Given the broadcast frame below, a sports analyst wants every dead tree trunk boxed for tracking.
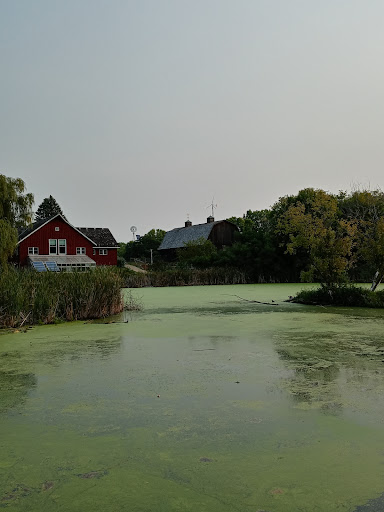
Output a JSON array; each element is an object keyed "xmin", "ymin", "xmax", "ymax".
[{"xmin": 371, "ymin": 271, "xmax": 382, "ymax": 291}]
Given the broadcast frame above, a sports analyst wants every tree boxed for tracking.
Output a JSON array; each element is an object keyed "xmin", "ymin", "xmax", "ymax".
[
  {"xmin": 177, "ymin": 237, "xmax": 217, "ymax": 267},
  {"xmin": 339, "ymin": 189, "xmax": 384, "ymax": 290},
  {"xmin": 277, "ymin": 189, "xmax": 357, "ymax": 290},
  {"xmin": 224, "ymin": 209, "xmax": 306, "ymax": 282},
  {"xmin": 125, "ymin": 229, "xmax": 166, "ymax": 262},
  {"xmin": 0, "ymin": 175, "xmax": 34, "ymax": 268},
  {"xmin": 35, "ymin": 195, "xmax": 65, "ymax": 221}
]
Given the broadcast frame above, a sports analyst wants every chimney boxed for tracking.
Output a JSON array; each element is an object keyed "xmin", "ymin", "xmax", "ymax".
[
  {"xmin": 185, "ymin": 220, "xmax": 192, "ymax": 227},
  {"xmin": 207, "ymin": 216, "xmax": 215, "ymax": 223}
]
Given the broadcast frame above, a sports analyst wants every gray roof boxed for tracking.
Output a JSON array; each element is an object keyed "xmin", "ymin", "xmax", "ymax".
[
  {"xmin": 77, "ymin": 227, "xmax": 118, "ymax": 247},
  {"xmin": 159, "ymin": 221, "xmax": 220, "ymax": 250}
]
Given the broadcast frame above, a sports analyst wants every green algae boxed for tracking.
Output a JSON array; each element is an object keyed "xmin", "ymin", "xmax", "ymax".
[{"xmin": 1, "ymin": 284, "xmax": 384, "ymax": 511}]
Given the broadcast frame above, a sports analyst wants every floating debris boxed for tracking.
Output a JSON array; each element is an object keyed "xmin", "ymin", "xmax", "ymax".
[
  {"xmin": 76, "ymin": 470, "xmax": 107, "ymax": 479},
  {"xmin": 42, "ymin": 481, "xmax": 54, "ymax": 491},
  {"xmin": 270, "ymin": 488, "xmax": 284, "ymax": 495},
  {"xmin": 1, "ymin": 484, "xmax": 32, "ymax": 502}
]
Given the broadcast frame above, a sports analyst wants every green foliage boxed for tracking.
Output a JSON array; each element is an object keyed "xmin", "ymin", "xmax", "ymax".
[
  {"xmin": 294, "ymin": 285, "xmax": 384, "ymax": 308},
  {"xmin": 123, "ymin": 267, "xmax": 249, "ymax": 288},
  {"xmin": 0, "ymin": 220, "xmax": 18, "ymax": 269},
  {"xmin": 277, "ymin": 189, "xmax": 357, "ymax": 289},
  {"xmin": 117, "ymin": 242, "xmax": 127, "ymax": 260},
  {"xmin": 339, "ymin": 189, "xmax": 384, "ymax": 289},
  {"xmin": 223, "ymin": 209, "xmax": 306, "ymax": 282},
  {"xmin": 0, "ymin": 175, "xmax": 34, "ymax": 268},
  {"xmin": 0, "ymin": 267, "xmax": 127, "ymax": 328},
  {"xmin": 177, "ymin": 237, "xmax": 217, "ymax": 267},
  {"xmin": 125, "ymin": 229, "xmax": 166, "ymax": 261},
  {"xmin": 35, "ymin": 195, "xmax": 65, "ymax": 221}
]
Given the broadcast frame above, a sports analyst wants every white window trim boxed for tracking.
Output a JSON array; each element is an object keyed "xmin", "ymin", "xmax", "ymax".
[
  {"xmin": 99, "ymin": 249, "xmax": 108, "ymax": 255},
  {"xmin": 76, "ymin": 247, "xmax": 86, "ymax": 255},
  {"xmin": 58, "ymin": 239, "xmax": 67, "ymax": 255},
  {"xmin": 55, "ymin": 227, "xmax": 60, "ymax": 231},
  {"xmin": 49, "ymin": 239, "xmax": 57, "ymax": 255},
  {"xmin": 28, "ymin": 247, "xmax": 39, "ymax": 255},
  {"xmin": 49, "ymin": 239, "xmax": 66, "ymax": 255}
]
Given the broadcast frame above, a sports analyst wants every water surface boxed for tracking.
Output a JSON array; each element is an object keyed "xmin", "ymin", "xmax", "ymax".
[{"xmin": 1, "ymin": 284, "xmax": 384, "ymax": 511}]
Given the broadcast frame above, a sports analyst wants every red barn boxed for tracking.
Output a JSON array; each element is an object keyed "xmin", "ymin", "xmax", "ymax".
[{"xmin": 17, "ymin": 214, "xmax": 118, "ymax": 271}]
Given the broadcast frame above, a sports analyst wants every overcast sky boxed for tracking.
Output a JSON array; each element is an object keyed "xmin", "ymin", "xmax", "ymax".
[{"xmin": 1, "ymin": 0, "xmax": 384, "ymax": 241}]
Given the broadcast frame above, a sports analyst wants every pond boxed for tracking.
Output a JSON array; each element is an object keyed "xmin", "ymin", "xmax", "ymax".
[{"xmin": 1, "ymin": 284, "xmax": 384, "ymax": 511}]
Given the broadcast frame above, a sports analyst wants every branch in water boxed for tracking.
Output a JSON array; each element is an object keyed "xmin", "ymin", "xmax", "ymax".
[{"xmin": 225, "ymin": 294, "xmax": 279, "ymax": 306}]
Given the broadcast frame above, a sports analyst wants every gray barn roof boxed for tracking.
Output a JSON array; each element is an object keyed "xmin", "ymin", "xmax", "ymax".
[{"xmin": 159, "ymin": 221, "xmax": 221, "ymax": 250}]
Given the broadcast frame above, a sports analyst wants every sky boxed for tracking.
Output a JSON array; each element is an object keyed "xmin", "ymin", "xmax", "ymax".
[{"xmin": 1, "ymin": 0, "xmax": 384, "ymax": 241}]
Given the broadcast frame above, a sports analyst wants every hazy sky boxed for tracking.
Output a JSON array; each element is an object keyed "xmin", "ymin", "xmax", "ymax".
[{"xmin": 2, "ymin": 0, "xmax": 384, "ymax": 241}]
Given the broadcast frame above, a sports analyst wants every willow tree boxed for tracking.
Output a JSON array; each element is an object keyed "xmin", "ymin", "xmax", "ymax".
[
  {"xmin": 0, "ymin": 175, "xmax": 34, "ymax": 268},
  {"xmin": 277, "ymin": 189, "xmax": 357, "ymax": 290}
]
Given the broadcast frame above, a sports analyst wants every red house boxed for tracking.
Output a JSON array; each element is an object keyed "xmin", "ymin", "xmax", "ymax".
[{"xmin": 17, "ymin": 214, "xmax": 118, "ymax": 271}]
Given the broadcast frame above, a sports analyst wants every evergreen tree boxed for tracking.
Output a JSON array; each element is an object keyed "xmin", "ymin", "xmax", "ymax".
[{"xmin": 35, "ymin": 195, "xmax": 65, "ymax": 221}]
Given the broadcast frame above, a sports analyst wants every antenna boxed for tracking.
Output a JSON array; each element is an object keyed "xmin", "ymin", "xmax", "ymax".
[
  {"xmin": 130, "ymin": 225, "xmax": 137, "ymax": 241},
  {"xmin": 206, "ymin": 198, "xmax": 217, "ymax": 217}
]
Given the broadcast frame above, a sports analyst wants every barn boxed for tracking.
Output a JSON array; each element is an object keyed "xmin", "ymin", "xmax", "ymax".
[
  {"xmin": 17, "ymin": 214, "xmax": 118, "ymax": 271},
  {"xmin": 158, "ymin": 216, "xmax": 238, "ymax": 260}
]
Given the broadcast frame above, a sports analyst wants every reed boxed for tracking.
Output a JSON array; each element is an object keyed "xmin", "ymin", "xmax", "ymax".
[
  {"xmin": 124, "ymin": 267, "xmax": 249, "ymax": 288},
  {"xmin": 0, "ymin": 267, "xmax": 130, "ymax": 328}
]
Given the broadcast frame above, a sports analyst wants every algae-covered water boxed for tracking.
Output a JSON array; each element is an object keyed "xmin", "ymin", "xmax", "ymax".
[{"xmin": 2, "ymin": 284, "xmax": 384, "ymax": 512}]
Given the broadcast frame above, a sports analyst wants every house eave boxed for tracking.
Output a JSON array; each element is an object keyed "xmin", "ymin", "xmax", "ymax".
[{"xmin": 17, "ymin": 214, "xmax": 97, "ymax": 246}]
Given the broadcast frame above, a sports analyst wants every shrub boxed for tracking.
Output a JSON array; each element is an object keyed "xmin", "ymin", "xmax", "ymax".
[{"xmin": 293, "ymin": 285, "xmax": 384, "ymax": 308}]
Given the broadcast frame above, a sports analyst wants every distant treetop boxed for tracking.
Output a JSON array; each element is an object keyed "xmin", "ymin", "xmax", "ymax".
[{"xmin": 35, "ymin": 195, "xmax": 65, "ymax": 221}]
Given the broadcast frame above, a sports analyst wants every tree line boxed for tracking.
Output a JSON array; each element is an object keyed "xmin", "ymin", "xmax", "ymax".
[
  {"xmin": 2, "ymin": 172, "xmax": 384, "ymax": 292},
  {"xmin": 122, "ymin": 187, "xmax": 384, "ymax": 291}
]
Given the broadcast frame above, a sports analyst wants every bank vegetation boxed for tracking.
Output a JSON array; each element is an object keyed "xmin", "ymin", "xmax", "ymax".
[{"xmin": 0, "ymin": 267, "xmax": 129, "ymax": 328}]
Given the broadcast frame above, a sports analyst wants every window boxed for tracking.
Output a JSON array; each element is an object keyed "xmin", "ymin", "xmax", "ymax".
[
  {"xmin": 49, "ymin": 239, "xmax": 57, "ymax": 254},
  {"xmin": 93, "ymin": 249, "xmax": 96, "ymax": 255},
  {"xmin": 77, "ymin": 247, "xmax": 86, "ymax": 255},
  {"xmin": 28, "ymin": 247, "xmax": 39, "ymax": 255},
  {"xmin": 58, "ymin": 239, "xmax": 66, "ymax": 254},
  {"xmin": 50, "ymin": 239, "xmax": 66, "ymax": 254},
  {"xmin": 55, "ymin": 227, "xmax": 60, "ymax": 232},
  {"xmin": 99, "ymin": 249, "xmax": 108, "ymax": 255}
]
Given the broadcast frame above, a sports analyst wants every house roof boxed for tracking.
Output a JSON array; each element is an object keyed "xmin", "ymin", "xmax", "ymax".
[
  {"xmin": 18, "ymin": 218, "xmax": 50, "ymax": 241},
  {"xmin": 158, "ymin": 220, "xmax": 225, "ymax": 250},
  {"xmin": 77, "ymin": 227, "xmax": 118, "ymax": 247},
  {"xmin": 18, "ymin": 214, "xmax": 118, "ymax": 247}
]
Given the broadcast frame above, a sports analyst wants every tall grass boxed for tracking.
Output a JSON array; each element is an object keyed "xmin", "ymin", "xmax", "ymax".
[
  {"xmin": 0, "ymin": 267, "xmax": 127, "ymax": 328},
  {"xmin": 124, "ymin": 267, "xmax": 249, "ymax": 288}
]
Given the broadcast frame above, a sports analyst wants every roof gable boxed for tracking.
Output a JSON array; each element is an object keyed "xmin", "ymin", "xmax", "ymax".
[{"xmin": 17, "ymin": 214, "xmax": 96, "ymax": 246}]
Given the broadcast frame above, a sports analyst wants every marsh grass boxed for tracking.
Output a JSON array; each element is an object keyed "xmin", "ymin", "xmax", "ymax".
[
  {"xmin": 294, "ymin": 285, "xmax": 384, "ymax": 308},
  {"xmin": 124, "ymin": 267, "xmax": 249, "ymax": 288},
  {"xmin": 0, "ymin": 267, "xmax": 130, "ymax": 328}
]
